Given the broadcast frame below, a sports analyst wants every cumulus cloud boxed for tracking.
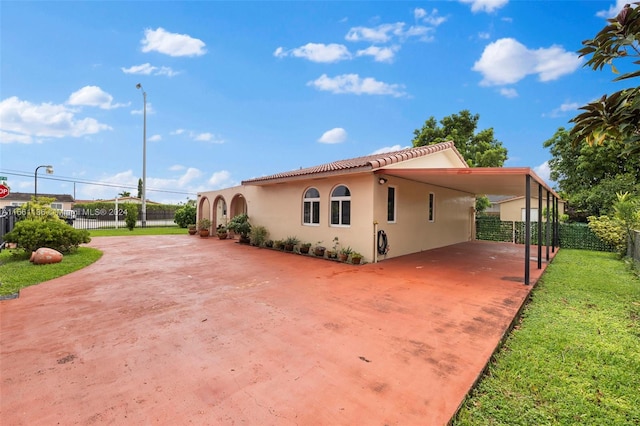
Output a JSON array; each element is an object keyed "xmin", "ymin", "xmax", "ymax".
[
  {"xmin": 345, "ymin": 22, "xmax": 433, "ymax": 43},
  {"xmin": 307, "ymin": 74, "xmax": 407, "ymax": 97},
  {"xmin": 148, "ymin": 134, "xmax": 162, "ymax": 142},
  {"xmin": 131, "ymin": 103, "xmax": 155, "ymax": 115},
  {"xmin": 121, "ymin": 63, "xmax": 179, "ymax": 77},
  {"xmin": 208, "ymin": 170, "xmax": 235, "ymax": 188},
  {"xmin": 459, "ymin": 0, "xmax": 509, "ymax": 13},
  {"xmin": 596, "ymin": 0, "xmax": 628, "ymax": 18},
  {"xmin": 274, "ymin": 43, "xmax": 351, "ymax": 63},
  {"xmin": 169, "ymin": 128, "xmax": 224, "ymax": 143},
  {"xmin": 0, "ymin": 96, "xmax": 111, "ymax": 144},
  {"xmin": 141, "ymin": 27, "xmax": 206, "ymax": 57},
  {"xmin": 414, "ymin": 8, "xmax": 447, "ymax": 26},
  {"xmin": 370, "ymin": 145, "xmax": 410, "ymax": 155},
  {"xmin": 534, "ymin": 161, "xmax": 552, "ymax": 184},
  {"xmin": 499, "ymin": 88, "xmax": 518, "ymax": 98},
  {"xmin": 546, "ymin": 101, "xmax": 580, "ymax": 118},
  {"xmin": 318, "ymin": 127, "xmax": 347, "ymax": 144},
  {"xmin": 67, "ymin": 86, "xmax": 127, "ymax": 109},
  {"xmin": 472, "ymin": 38, "xmax": 582, "ymax": 86},
  {"xmin": 356, "ymin": 45, "xmax": 400, "ymax": 63}
]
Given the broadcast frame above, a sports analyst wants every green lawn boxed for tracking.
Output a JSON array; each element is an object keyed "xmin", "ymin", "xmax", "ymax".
[
  {"xmin": 454, "ymin": 249, "xmax": 640, "ymax": 425},
  {"xmin": 0, "ymin": 247, "xmax": 103, "ymax": 297},
  {"xmin": 88, "ymin": 226, "xmax": 186, "ymax": 237}
]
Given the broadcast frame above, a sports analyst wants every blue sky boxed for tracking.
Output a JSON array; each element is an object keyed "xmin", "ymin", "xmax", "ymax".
[{"xmin": 0, "ymin": 0, "xmax": 630, "ymax": 204}]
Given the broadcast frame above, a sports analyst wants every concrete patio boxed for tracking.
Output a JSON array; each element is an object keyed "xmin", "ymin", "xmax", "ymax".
[{"xmin": 0, "ymin": 236, "xmax": 554, "ymax": 425}]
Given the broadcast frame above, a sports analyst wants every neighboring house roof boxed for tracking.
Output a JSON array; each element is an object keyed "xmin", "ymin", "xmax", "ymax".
[
  {"xmin": 75, "ymin": 197, "xmax": 161, "ymax": 204},
  {"xmin": 242, "ymin": 141, "xmax": 467, "ymax": 185},
  {"xmin": 3, "ymin": 192, "xmax": 75, "ymax": 203}
]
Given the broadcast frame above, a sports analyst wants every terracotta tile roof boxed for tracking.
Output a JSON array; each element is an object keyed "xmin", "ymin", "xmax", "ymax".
[
  {"xmin": 243, "ymin": 141, "xmax": 464, "ymax": 185},
  {"xmin": 2, "ymin": 192, "xmax": 75, "ymax": 203}
]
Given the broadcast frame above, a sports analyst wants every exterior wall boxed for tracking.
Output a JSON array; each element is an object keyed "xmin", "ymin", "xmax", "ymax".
[
  {"xmin": 499, "ymin": 197, "xmax": 565, "ymax": 222},
  {"xmin": 199, "ymin": 171, "xmax": 475, "ymax": 263},
  {"xmin": 0, "ymin": 199, "xmax": 74, "ymax": 211}
]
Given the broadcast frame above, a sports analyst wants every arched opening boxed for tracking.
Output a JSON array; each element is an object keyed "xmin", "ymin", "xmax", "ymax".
[
  {"xmin": 198, "ymin": 196, "xmax": 211, "ymax": 228},
  {"xmin": 229, "ymin": 193, "xmax": 247, "ymax": 219},
  {"xmin": 213, "ymin": 196, "xmax": 227, "ymax": 229}
]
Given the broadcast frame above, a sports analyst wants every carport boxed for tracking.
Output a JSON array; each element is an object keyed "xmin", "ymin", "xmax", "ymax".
[{"xmin": 377, "ymin": 167, "xmax": 561, "ymax": 284}]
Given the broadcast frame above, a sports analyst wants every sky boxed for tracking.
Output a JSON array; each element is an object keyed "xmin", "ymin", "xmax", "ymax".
[{"xmin": 0, "ymin": 0, "xmax": 632, "ymax": 204}]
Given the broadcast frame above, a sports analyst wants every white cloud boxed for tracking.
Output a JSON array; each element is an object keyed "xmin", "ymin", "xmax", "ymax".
[
  {"xmin": 596, "ymin": 0, "xmax": 628, "ymax": 18},
  {"xmin": 0, "ymin": 96, "xmax": 111, "ymax": 144},
  {"xmin": 274, "ymin": 43, "xmax": 351, "ymax": 63},
  {"xmin": 307, "ymin": 74, "xmax": 407, "ymax": 97},
  {"xmin": 193, "ymin": 132, "xmax": 224, "ymax": 143},
  {"xmin": 208, "ymin": 170, "xmax": 234, "ymax": 188},
  {"xmin": 318, "ymin": 127, "xmax": 347, "ymax": 144},
  {"xmin": 148, "ymin": 134, "xmax": 162, "ymax": 142},
  {"xmin": 459, "ymin": 0, "xmax": 509, "ymax": 13},
  {"xmin": 472, "ymin": 38, "xmax": 582, "ymax": 86},
  {"xmin": 356, "ymin": 45, "xmax": 399, "ymax": 63},
  {"xmin": 171, "ymin": 129, "xmax": 186, "ymax": 135},
  {"xmin": 345, "ymin": 22, "xmax": 433, "ymax": 43},
  {"xmin": 478, "ymin": 31, "xmax": 491, "ymax": 39},
  {"xmin": 414, "ymin": 8, "xmax": 447, "ymax": 26},
  {"xmin": 547, "ymin": 101, "xmax": 580, "ymax": 118},
  {"xmin": 534, "ymin": 161, "xmax": 551, "ymax": 184},
  {"xmin": 414, "ymin": 8, "xmax": 427, "ymax": 19},
  {"xmin": 169, "ymin": 164, "xmax": 185, "ymax": 171},
  {"xmin": 131, "ymin": 103, "xmax": 155, "ymax": 115},
  {"xmin": 499, "ymin": 88, "xmax": 518, "ymax": 98},
  {"xmin": 370, "ymin": 145, "xmax": 410, "ymax": 155},
  {"xmin": 141, "ymin": 27, "xmax": 206, "ymax": 57},
  {"xmin": 67, "ymin": 86, "xmax": 127, "ymax": 110},
  {"xmin": 121, "ymin": 63, "xmax": 179, "ymax": 77}
]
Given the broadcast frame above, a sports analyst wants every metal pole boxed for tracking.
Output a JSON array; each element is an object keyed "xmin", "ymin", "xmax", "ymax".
[
  {"xmin": 537, "ymin": 183, "xmax": 542, "ymax": 270},
  {"xmin": 136, "ymin": 83, "xmax": 147, "ymax": 228},
  {"xmin": 34, "ymin": 165, "xmax": 53, "ymax": 200},
  {"xmin": 524, "ymin": 174, "xmax": 531, "ymax": 285}
]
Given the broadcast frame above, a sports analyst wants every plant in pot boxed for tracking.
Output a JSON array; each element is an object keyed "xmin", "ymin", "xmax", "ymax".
[
  {"xmin": 227, "ymin": 214, "xmax": 251, "ymax": 244},
  {"xmin": 197, "ymin": 218, "xmax": 212, "ymax": 237},
  {"xmin": 274, "ymin": 240, "xmax": 285, "ymax": 250},
  {"xmin": 299, "ymin": 242, "xmax": 312, "ymax": 254},
  {"xmin": 339, "ymin": 246, "xmax": 352, "ymax": 262},
  {"xmin": 265, "ymin": 239, "xmax": 274, "ymax": 248},
  {"xmin": 283, "ymin": 236, "xmax": 299, "ymax": 252},
  {"xmin": 326, "ymin": 236, "xmax": 339, "ymax": 259},
  {"xmin": 187, "ymin": 224, "xmax": 197, "ymax": 235},
  {"xmin": 350, "ymin": 251, "xmax": 363, "ymax": 265},
  {"xmin": 249, "ymin": 225, "xmax": 268, "ymax": 247},
  {"xmin": 313, "ymin": 241, "xmax": 326, "ymax": 257},
  {"xmin": 216, "ymin": 225, "xmax": 228, "ymax": 239}
]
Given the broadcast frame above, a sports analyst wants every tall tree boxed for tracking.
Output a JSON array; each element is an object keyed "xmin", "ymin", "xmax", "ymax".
[
  {"xmin": 544, "ymin": 127, "xmax": 640, "ymax": 220},
  {"xmin": 118, "ymin": 191, "xmax": 131, "ymax": 198},
  {"xmin": 571, "ymin": 3, "xmax": 640, "ymax": 156},
  {"xmin": 412, "ymin": 110, "xmax": 508, "ymax": 167},
  {"xmin": 137, "ymin": 178, "xmax": 143, "ymax": 199}
]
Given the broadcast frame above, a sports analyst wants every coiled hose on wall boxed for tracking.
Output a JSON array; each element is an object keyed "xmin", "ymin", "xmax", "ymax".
[{"xmin": 377, "ymin": 230, "xmax": 389, "ymax": 255}]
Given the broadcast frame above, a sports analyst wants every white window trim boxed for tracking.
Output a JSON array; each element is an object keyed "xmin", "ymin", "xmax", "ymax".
[
  {"xmin": 387, "ymin": 185, "xmax": 397, "ymax": 224},
  {"xmin": 330, "ymin": 185, "xmax": 351, "ymax": 227},
  {"xmin": 303, "ymin": 188, "xmax": 321, "ymax": 226}
]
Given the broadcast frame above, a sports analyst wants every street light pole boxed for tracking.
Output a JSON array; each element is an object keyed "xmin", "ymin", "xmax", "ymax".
[
  {"xmin": 136, "ymin": 83, "xmax": 147, "ymax": 228},
  {"xmin": 34, "ymin": 165, "xmax": 54, "ymax": 200}
]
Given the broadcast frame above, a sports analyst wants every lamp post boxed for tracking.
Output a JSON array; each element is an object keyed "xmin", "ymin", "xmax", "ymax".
[
  {"xmin": 34, "ymin": 165, "xmax": 54, "ymax": 200},
  {"xmin": 136, "ymin": 83, "xmax": 147, "ymax": 227}
]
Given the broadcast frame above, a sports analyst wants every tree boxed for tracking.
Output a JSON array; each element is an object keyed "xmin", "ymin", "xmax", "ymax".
[
  {"xmin": 118, "ymin": 191, "xmax": 131, "ymax": 198},
  {"xmin": 137, "ymin": 179, "xmax": 143, "ymax": 199},
  {"xmin": 412, "ymin": 110, "xmax": 508, "ymax": 167},
  {"xmin": 570, "ymin": 3, "xmax": 640, "ymax": 156},
  {"xmin": 544, "ymin": 127, "xmax": 640, "ymax": 220}
]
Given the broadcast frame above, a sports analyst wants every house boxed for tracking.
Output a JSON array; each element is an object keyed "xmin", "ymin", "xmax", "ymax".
[
  {"xmin": 74, "ymin": 196, "xmax": 161, "ymax": 205},
  {"xmin": 0, "ymin": 192, "xmax": 75, "ymax": 211},
  {"xmin": 488, "ymin": 195, "xmax": 566, "ymax": 222},
  {"xmin": 197, "ymin": 141, "xmax": 560, "ymax": 273}
]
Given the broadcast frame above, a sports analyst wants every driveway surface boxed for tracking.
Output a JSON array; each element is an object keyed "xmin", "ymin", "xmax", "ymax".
[{"xmin": 1, "ymin": 236, "xmax": 554, "ymax": 425}]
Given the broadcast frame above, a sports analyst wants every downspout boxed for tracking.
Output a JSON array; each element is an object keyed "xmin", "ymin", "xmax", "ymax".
[{"xmin": 373, "ymin": 220, "xmax": 379, "ymax": 263}]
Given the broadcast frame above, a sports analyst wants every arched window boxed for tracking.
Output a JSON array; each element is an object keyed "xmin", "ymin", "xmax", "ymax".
[
  {"xmin": 330, "ymin": 185, "xmax": 351, "ymax": 226},
  {"xmin": 303, "ymin": 187, "xmax": 320, "ymax": 225}
]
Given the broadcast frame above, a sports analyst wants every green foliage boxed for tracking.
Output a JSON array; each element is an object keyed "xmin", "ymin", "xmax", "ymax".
[
  {"xmin": 475, "ymin": 195, "xmax": 491, "ymax": 214},
  {"xmin": 544, "ymin": 127, "xmax": 640, "ymax": 219},
  {"xmin": 3, "ymin": 220, "xmax": 90, "ymax": 253},
  {"xmin": 412, "ymin": 110, "xmax": 508, "ymax": 167},
  {"xmin": 125, "ymin": 206, "xmax": 138, "ymax": 231},
  {"xmin": 249, "ymin": 225, "xmax": 268, "ymax": 246},
  {"xmin": 137, "ymin": 178, "xmax": 143, "ymax": 199},
  {"xmin": 14, "ymin": 196, "xmax": 64, "ymax": 223},
  {"xmin": 173, "ymin": 203, "xmax": 196, "ymax": 228},
  {"xmin": 283, "ymin": 236, "xmax": 300, "ymax": 246},
  {"xmin": 588, "ymin": 215, "xmax": 626, "ymax": 254},
  {"xmin": 588, "ymin": 192, "xmax": 640, "ymax": 255},
  {"xmin": 570, "ymin": 3, "xmax": 640, "ymax": 156},
  {"xmin": 226, "ymin": 214, "xmax": 251, "ymax": 237},
  {"xmin": 118, "ymin": 191, "xmax": 131, "ymax": 197},
  {"xmin": 197, "ymin": 217, "xmax": 211, "ymax": 230}
]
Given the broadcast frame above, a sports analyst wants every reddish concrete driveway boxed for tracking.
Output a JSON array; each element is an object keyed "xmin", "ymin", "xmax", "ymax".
[{"xmin": 0, "ymin": 237, "xmax": 553, "ymax": 425}]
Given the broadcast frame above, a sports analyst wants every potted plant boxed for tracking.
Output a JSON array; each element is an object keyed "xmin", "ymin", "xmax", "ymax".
[
  {"xmin": 313, "ymin": 241, "xmax": 326, "ymax": 257},
  {"xmin": 227, "ymin": 214, "xmax": 251, "ymax": 244},
  {"xmin": 299, "ymin": 242, "xmax": 312, "ymax": 254},
  {"xmin": 350, "ymin": 251, "xmax": 363, "ymax": 265},
  {"xmin": 265, "ymin": 239, "xmax": 274, "ymax": 248},
  {"xmin": 339, "ymin": 246, "xmax": 352, "ymax": 262},
  {"xmin": 249, "ymin": 225, "xmax": 268, "ymax": 247},
  {"xmin": 274, "ymin": 240, "xmax": 285, "ymax": 250},
  {"xmin": 197, "ymin": 218, "xmax": 211, "ymax": 237},
  {"xmin": 216, "ymin": 225, "xmax": 228, "ymax": 239},
  {"xmin": 326, "ymin": 237, "xmax": 339, "ymax": 259},
  {"xmin": 284, "ymin": 236, "xmax": 299, "ymax": 252},
  {"xmin": 187, "ymin": 224, "xmax": 197, "ymax": 235}
]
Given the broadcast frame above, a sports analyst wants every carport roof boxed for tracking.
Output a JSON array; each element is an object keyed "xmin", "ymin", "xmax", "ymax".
[{"xmin": 377, "ymin": 167, "xmax": 560, "ymax": 199}]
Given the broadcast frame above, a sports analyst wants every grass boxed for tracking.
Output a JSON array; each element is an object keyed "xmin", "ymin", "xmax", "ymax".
[
  {"xmin": 454, "ymin": 249, "xmax": 640, "ymax": 425},
  {"xmin": 89, "ymin": 226, "xmax": 185, "ymax": 237},
  {"xmin": 0, "ymin": 247, "xmax": 103, "ymax": 297}
]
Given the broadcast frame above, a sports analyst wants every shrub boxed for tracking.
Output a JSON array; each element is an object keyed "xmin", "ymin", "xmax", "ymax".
[
  {"xmin": 227, "ymin": 214, "xmax": 251, "ymax": 238},
  {"xmin": 14, "ymin": 197, "xmax": 63, "ymax": 223},
  {"xmin": 125, "ymin": 206, "xmax": 138, "ymax": 231},
  {"xmin": 3, "ymin": 220, "xmax": 90, "ymax": 253},
  {"xmin": 249, "ymin": 225, "xmax": 268, "ymax": 246},
  {"xmin": 174, "ymin": 203, "xmax": 196, "ymax": 228},
  {"xmin": 588, "ymin": 215, "xmax": 626, "ymax": 254}
]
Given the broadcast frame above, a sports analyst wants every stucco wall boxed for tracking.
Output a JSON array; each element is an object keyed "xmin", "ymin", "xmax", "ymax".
[
  {"xmin": 199, "ymin": 172, "xmax": 474, "ymax": 263},
  {"xmin": 499, "ymin": 197, "xmax": 565, "ymax": 222}
]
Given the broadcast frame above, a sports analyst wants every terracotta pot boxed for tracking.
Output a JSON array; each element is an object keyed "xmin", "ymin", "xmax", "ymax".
[
  {"xmin": 300, "ymin": 246, "xmax": 310, "ymax": 254},
  {"xmin": 199, "ymin": 229, "xmax": 210, "ymax": 238},
  {"xmin": 30, "ymin": 248, "xmax": 63, "ymax": 265},
  {"xmin": 314, "ymin": 248, "xmax": 325, "ymax": 257},
  {"xmin": 188, "ymin": 228, "xmax": 197, "ymax": 235},
  {"xmin": 352, "ymin": 257, "xmax": 362, "ymax": 265},
  {"xmin": 284, "ymin": 244, "xmax": 294, "ymax": 252},
  {"xmin": 338, "ymin": 253, "xmax": 348, "ymax": 262},
  {"xmin": 217, "ymin": 232, "xmax": 228, "ymax": 240}
]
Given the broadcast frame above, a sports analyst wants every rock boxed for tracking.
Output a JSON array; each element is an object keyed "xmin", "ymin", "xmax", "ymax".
[{"xmin": 30, "ymin": 248, "xmax": 63, "ymax": 264}]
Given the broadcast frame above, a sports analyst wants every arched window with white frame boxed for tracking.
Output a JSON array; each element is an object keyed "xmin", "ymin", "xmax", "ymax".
[
  {"xmin": 303, "ymin": 187, "xmax": 320, "ymax": 225},
  {"xmin": 330, "ymin": 185, "xmax": 351, "ymax": 226}
]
